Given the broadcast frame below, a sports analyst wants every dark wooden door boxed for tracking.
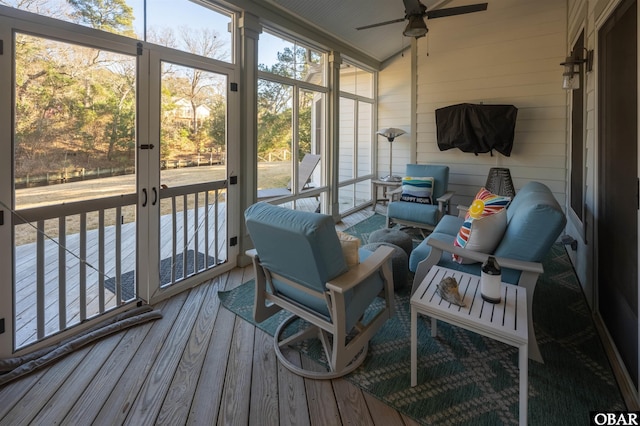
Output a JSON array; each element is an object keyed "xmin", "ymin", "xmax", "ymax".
[{"xmin": 598, "ymin": 0, "xmax": 638, "ymax": 387}]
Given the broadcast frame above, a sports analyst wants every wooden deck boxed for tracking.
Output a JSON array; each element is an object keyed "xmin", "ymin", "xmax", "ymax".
[
  {"xmin": 1, "ymin": 207, "xmax": 423, "ymax": 425},
  {"xmin": 14, "ymin": 201, "xmax": 229, "ymax": 349}
]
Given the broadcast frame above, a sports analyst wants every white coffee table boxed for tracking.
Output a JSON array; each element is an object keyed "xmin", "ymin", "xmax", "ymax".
[{"xmin": 410, "ymin": 265, "xmax": 529, "ymax": 425}]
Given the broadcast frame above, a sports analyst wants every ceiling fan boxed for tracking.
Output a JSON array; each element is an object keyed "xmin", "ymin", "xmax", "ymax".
[{"xmin": 356, "ymin": 0, "xmax": 488, "ymax": 38}]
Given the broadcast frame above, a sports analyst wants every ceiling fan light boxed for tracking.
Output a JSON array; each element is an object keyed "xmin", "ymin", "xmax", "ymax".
[{"xmin": 403, "ymin": 16, "xmax": 428, "ymax": 38}]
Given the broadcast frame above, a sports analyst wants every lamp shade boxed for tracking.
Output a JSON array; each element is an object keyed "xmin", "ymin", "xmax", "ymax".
[{"xmin": 377, "ymin": 128, "xmax": 407, "ymax": 142}]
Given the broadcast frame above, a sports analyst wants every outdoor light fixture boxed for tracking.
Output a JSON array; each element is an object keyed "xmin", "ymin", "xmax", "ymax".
[
  {"xmin": 403, "ymin": 16, "xmax": 428, "ymax": 38},
  {"xmin": 377, "ymin": 128, "xmax": 407, "ymax": 182},
  {"xmin": 561, "ymin": 47, "xmax": 594, "ymax": 90}
]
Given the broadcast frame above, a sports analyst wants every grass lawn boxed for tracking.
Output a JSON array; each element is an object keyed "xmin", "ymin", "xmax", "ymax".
[{"xmin": 13, "ymin": 162, "xmax": 292, "ymax": 245}]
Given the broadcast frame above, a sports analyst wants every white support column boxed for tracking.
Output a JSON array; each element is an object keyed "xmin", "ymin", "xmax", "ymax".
[
  {"xmin": 237, "ymin": 12, "xmax": 262, "ymax": 266},
  {"xmin": 410, "ymin": 38, "xmax": 418, "ymax": 165},
  {"xmin": 327, "ymin": 51, "xmax": 342, "ymax": 221}
]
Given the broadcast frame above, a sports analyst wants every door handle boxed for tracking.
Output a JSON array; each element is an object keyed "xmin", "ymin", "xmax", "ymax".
[
  {"xmin": 142, "ymin": 188, "xmax": 148, "ymax": 207},
  {"xmin": 152, "ymin": 187, "xmax": 158, "ymax": 206}
]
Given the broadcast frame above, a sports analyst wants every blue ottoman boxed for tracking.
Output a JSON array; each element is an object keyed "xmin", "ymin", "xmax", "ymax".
[{"xmin": 362, "ymin": 242, "xmax": 408, "ymax": 290}]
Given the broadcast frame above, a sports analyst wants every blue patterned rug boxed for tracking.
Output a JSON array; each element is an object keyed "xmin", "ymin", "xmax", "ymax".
[{"xmin": 219, "ymin": 214, "xmax": 625, "ymax": 425}]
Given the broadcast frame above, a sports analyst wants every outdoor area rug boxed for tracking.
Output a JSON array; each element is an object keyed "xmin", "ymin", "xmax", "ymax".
[{"xmin": 219, "ymin": 214, "xmax": 625, "ymax": 425}]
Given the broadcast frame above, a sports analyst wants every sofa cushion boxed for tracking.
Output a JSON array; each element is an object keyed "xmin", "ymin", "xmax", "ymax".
[
  {"xmin": 494, "ymin": 190, "xmax": 566, "ymax": 262},
  {"xmin": 400, "ymin": 176, "xmax": 434, "ymax": 204},
  {"xmin": 433, "ymin": 214, "xmax": 465, "ymax": 236},
  {"xmin": 504, "ymin": 181, "xmax": 551, "ymax": 222},
  {"xmin": 409, "ymin": 232, "xmax": 486, "ymax": 276}
]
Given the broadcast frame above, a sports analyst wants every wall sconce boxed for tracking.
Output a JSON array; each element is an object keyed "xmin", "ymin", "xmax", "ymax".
[
  {"xmin": 560, "ymin": 47, "xmax": 594, "ymax": 90},
  {"xmin": 377, "ymin": 128, "xmax": 406, "ymax": 182}
]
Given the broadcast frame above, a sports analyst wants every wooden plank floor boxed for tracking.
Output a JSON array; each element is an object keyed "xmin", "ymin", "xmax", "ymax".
[{"xmin": 1, "ymin": 206, "xmax": 421, "ymax": 425}]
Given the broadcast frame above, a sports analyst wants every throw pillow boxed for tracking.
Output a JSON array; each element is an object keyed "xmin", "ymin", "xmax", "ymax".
[
  {"xmin": 400, "ymin": 176, "xmax": 434, "ymax": 204},
  {"xmin": 465, "ymin": 187, "xmax": 511, "ymax": 220},
  {"xmin": 453, "ymin": 187, "xmax": 511, "ymax": 263},
  {"xmin": 453, "ymin": 208, "xmax": 508, "ymax": 264},
  {"xmin": 336, "ymin": 231, "xmax": 360, "ymax": 267}
]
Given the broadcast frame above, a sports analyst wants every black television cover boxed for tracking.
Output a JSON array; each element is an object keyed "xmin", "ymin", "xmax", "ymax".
[{"xmin": 435, "ymin": 103, "xmax": 518, "ymax": 156}]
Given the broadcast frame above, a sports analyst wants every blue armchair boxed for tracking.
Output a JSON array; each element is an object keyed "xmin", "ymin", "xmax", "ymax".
[
  {"xmin": 245, "ymin": 202, "xmax": 395, "ymax": 379},
  {"xmin": 386, "ymin": 164, "xmax": 454, "ymax": 235}
]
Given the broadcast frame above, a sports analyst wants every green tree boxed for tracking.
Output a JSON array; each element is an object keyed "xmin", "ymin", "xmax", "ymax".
[
  {"xmin": 67, "ymin": 0, "xmax": 135, "ymax": 36},
  {"xmin": 258, "ymin": 46, "xmax": 316, "ymax": 160}
]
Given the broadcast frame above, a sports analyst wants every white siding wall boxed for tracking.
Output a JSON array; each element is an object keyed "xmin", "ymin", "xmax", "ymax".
[
  {"xmin": 378, "ymin": 52, "xmax": 411, "ymax": 179},
  {"xmin": 411, "ymin": 0, "xmax": 567, "ymax": 209}
]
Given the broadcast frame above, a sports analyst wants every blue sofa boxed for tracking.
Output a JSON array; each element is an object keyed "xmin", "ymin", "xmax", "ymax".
[{"xmin": 409, "ymin": 181, "xmax": 566, "ymax": 362}]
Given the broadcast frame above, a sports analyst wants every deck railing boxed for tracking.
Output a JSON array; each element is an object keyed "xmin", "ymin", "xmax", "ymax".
[{"xmin": 12, "ymin": 180, "xmax": 227, "ymax": 350}]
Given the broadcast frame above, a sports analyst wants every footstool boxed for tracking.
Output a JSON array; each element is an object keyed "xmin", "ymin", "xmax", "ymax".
[
  {"xmin": 362, "ymin": 242, "xmax": 408, "ymax": 290},
  {"xmin": 368, "ymin": 228, "xmax": 413, "ymax": 257}
]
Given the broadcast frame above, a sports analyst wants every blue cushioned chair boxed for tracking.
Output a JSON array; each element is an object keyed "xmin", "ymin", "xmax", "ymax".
[
  {"xmin": 409, "ymin": 181, "xmax": 566, "ymax": 362},
  {"xmin": 386, "ymin": 164, "xmax": 454, "ymax": 236},
  {"xmin": 244, "ymin": 202, "xmax": 395, "ymax": 379}
]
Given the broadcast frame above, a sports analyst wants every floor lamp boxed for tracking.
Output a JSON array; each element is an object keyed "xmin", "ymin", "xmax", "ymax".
[{"xmin": 377, "ymin": 128, "xmax": 406, "ymax": 182}]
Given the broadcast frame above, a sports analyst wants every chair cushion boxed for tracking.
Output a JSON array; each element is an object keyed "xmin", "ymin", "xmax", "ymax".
[
  {"xmin": 246, "ymin": 203, "xmax": 386, "ymax": 332},
  {"xmin": 400, "ymin": 176, "xmax": 434, "ymax": 204},
  {"xmin": 387, "ymin": 201, "xmax": 439, "ymax": 226},
  {"xmin": 245, "ymin": 203, "xmax": 348, "ymax": 293},
  {"xmin": 405, "ymin": 164, "xmax": 449, "ymax": 200}
]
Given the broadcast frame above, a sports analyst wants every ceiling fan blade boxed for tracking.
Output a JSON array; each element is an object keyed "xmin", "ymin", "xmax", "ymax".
[
  {"xmin": 402, "ymin": 0, "xmax": 425, "ymax": 16},
  {"xmin": 426, "ymin": 3, "xmax": 488, "ymax": 19},
  {"xmin": 356, "ymin": 17, "xmax": 406, "ymax": 31}
]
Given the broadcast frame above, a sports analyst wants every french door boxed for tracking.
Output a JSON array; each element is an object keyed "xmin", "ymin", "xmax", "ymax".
[
  {"xmin": 1, "ymin": 11, "xmax": 237, "ymax": 356},
  {"xmin": 597, "ymin": 0, "xmax": 638, "ymax": 391},
  {"xmin": 142, "ymin": 49, "xmax": 236, "ymax": 303}
]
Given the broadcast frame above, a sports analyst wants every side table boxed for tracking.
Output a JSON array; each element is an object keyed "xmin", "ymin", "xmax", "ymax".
[
  {"xmin": 410, "ymin": 265, "xmax": 529, "ymax": 425},
  {"xmin": 371, "ymin": 179, "xmax": 401, "ymax": 211}
]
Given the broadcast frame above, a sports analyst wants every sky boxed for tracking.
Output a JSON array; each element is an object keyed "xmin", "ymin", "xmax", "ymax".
[
  {"xmin": 2, "ymin": 0, "xmax": 287, "ymax": 67},
  {"xmin": 129, "ymin": 0, "xmax": 286, "ymax": 67}
]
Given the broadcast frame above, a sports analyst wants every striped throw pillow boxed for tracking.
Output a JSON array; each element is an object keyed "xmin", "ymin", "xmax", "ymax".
[
  {"xmin": 400, "ymin": 177, "xmax": 434, "ymax": 204},
  {"xmin": 453, "ymin": 187, "xmax": 511, "ymax": 263}
]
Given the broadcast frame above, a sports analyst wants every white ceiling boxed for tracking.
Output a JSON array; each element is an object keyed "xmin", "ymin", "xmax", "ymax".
[{"xmin": 259, "ymin": 0, "xmax": 485, "ymax": 62}]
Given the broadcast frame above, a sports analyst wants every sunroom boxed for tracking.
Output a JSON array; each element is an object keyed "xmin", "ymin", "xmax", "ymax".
[{"xmin": 0, "ymin": 0, "xmax": 638, "ymax": 423}]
